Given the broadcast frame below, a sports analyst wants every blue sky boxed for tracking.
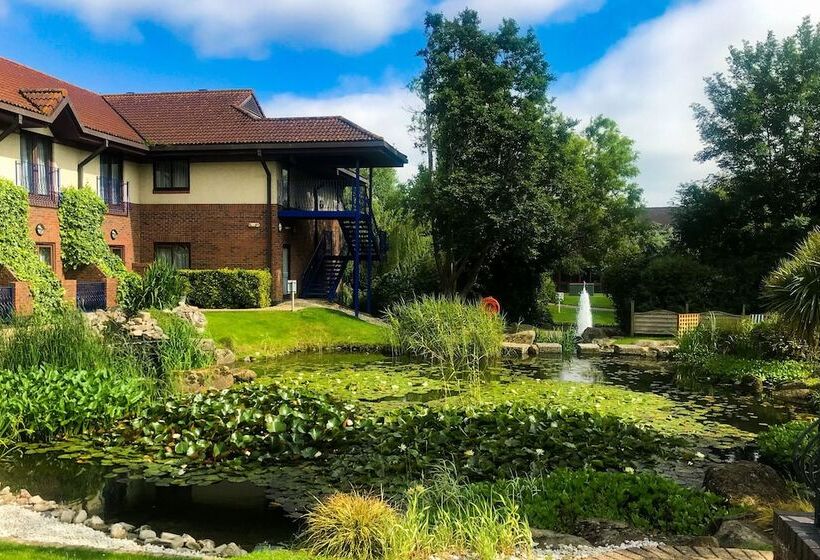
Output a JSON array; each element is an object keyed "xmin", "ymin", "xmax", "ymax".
[{"xmin": 0, "ymin": 0, "xmax": 818, "ymax": 204}]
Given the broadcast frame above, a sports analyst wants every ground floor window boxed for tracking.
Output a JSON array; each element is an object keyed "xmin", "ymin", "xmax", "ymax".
[
  {"xmin": 155, "ymin": 243, "xmax": 190, "ymax": 269},
  {"xmin": 110, "ymin": 245, "xmax": 125, "ymax": 261},
  {"xmin": 36, "ymin": 243, "xmax": 54, "ymax": 269}
]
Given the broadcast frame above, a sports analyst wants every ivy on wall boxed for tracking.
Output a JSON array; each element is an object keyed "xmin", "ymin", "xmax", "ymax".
[
  {"xmin": 58, "ymin": 187, "xmax": 128, "ymax": 278},
  {"xmin": 0, "ymin": 178, "xmax": 64, "ymax": 312}
]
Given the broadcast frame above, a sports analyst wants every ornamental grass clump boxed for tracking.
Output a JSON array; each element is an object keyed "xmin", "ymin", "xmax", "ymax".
[
  {"xmin": 386, "ymin": 295, "xmax": 504, "ymax": 369},
  {"xmin": 303, "ymin": 491, "xmax": 400, "ymax": 560}
]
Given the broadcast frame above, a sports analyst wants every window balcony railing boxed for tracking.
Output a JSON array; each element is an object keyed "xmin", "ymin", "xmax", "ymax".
[
  {"xmin": 15, "ymin": 160, "xmax": 60, "ymax": 208},
  {"xmin": 278, "ymin": 177, "xmax": 373, "ymax": 213},
  {"xmin": 97, "ymin": 177, "xmax": 129, "ymax": 216}
]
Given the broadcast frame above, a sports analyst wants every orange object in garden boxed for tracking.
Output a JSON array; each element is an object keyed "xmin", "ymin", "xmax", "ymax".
[{"xmin": 481, "ymin": 296, "xmax": 501, "ymax": 314}]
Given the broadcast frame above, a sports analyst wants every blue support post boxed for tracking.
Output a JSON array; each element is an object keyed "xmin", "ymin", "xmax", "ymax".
[
  {"xmin": 366, "ymin": 167, "xmax": 373, "ymax": 315},
  {"xmin": 352, "ymin": 162, "xmax": 361, "ymax": 317}
]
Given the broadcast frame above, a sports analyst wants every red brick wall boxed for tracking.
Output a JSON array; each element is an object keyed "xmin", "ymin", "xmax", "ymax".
[
  {"xmin": 28, "ymin": 206, "xmax": 63, "ymax": 279},
  {"xmin": 103, "ymin": 212, "xmax": 137, "ymax": 271}
]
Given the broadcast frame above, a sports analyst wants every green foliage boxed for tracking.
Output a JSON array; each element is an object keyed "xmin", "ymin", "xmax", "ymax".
[
  {"xmin": 386, "ymin": 296, "xmax": 504, "ymax": 369},
  {"xmin": 0, "ymin": 179, "xmax": 63, "ymax": 312},
  {"xmin": 531, "ymin": 273, "xmax": 555, "ymax": 327},
  {"xmin": 58, "ymin": 187, "xmax": 126, "ymax": 278},
  {"xmin": 756, "ymin": 420, "xmax": 812, "ymax": 475},
  {"xmin": 676, "ymin": 355, "xmax": 812, "ymax": 386},
  {"xmin": 151, "ymin": 312, "xmax": 212, "ymax": 373},
  {"xmin": 0, "ymin": 366, "xmax": 150, "ymax": 443},
  {"xmin": 372, "ymin": 261, "xmax": 438, "ymax": 313},
  {"xmin": 764, "ymin": 229, "xmax": 820, "ymax": 343},
  {"xmin": 676, "ymin": 18, "xmax": 820, "ymax": 308},
  {"xmin": 303, "ymin": 492, "xmax": 400, "ymax": 560},
  {"xmin": 180, "ymin": 268, "xmax": 272, "ymax": 309},
  {"xmin": 115, "ymin": 384, "xmax": 354, "ymax": 462},
  {"xmin": 474, "ymin": 469, "xmax": 730, "ymax": 536},
  {"xmin": 120, "ymin": 260, "xmax": 186, "ymax": 315}
]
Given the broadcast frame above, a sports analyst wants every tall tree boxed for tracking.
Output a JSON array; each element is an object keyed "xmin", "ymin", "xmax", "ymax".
[
  {"xmin": 412, "ymin": 10, "xmax": 557, "ymax": 296},
  {"xmin": 676, "ymin": 17, "xmax": 820, "ymax": 305}
]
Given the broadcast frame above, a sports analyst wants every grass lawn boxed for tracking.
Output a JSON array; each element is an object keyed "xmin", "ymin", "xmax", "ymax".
[
  {"xmin": 614, "ymin": 336, "xmax": 676, "ymax": 345},
  {"xmin": 205, "ymin": 308, "xmax": 389, "ymax": 357},
  {"xmin": 548, "ymin": 304, "xmax": 617, "ymax": 327},
  {"xmin": 560, "ymin": 293, "xmax": 614, "ymax": 309},
  {"xmin": 0, "ymin": 541, "xmax": 320, "ymax": 560}
]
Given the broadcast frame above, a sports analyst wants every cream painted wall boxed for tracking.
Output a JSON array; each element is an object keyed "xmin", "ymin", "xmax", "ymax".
[
  {"xmin": 134, "ymin": 160, "xmax": 279, "ymax": 205},
  {"xmin": 0, "ymin": 132, "xmax": 18, "ymax": 184}
]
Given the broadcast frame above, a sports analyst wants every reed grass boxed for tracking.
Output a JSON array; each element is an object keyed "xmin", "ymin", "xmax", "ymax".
[{"xmin": 386, "ymin": 295, "xmax": 505, "ymax": 370}]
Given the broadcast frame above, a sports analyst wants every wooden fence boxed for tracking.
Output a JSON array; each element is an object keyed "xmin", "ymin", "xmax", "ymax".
[{"xmin": 629, "ymin": 301, "xmax": 765, "ymax": 336}]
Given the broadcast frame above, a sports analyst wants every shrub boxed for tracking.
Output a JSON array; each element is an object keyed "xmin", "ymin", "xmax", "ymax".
[
  {"xmin": 303, "ymin": 492, "xmax": 399, "ymax": 560},
  {"xmin": 120, "ymin": 260, "xmax": 186, "ymax": 315},
  {"xmin": 0, "ymin": 366, "xmax": 151, "ymax": 443},
  {"xmin": 151, "ymin": 312, "xmax": 212, "ymax": 374},
  {"xmin": 532, "ymin": 273, "xmax": 556, "ymax": 327},
  {"xmin": 472, "ymin": 469, "xmax": 730, "ymax": 536},
  {"xmin": 0, "ymin": 179, "xmax": 63, "ymax": 312},
  {"xmin": 750, "ymin": 315, "xmax": 815, "ymax": 360},
  {"xmin": 372, "ymin": 260, "xmax": 438, "ymax": 313},
  {"xmin": 675, "ymin": 354, "xmax": 812, "ymax": 386},
  {"xmin": 180, "ymin": 269, "xmax": 271, "ymax": 309},
  {"xmin": 386, "ymin": 296, "xmax": 504, "ymax": 369},
  {"xmin": 757, "ymin": 420, "xmax": 813, "ymax": 475}
]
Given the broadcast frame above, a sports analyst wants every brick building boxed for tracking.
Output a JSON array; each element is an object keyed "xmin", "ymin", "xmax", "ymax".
[{"xmin": 0, "ymin": 57, "xmax": 405, "ymax": 312}]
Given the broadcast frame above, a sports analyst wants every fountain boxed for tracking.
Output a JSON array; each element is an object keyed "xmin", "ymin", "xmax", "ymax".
[{"xmin": 575, "ymin": 282, "xmax": 593, "ymax": 337}]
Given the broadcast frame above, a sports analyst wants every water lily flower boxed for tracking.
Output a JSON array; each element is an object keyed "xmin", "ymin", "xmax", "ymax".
[
  {"xmin": 694, "ymin": 451, "xmax": 705, "ymax": 459},
  {"xmin": 535, "ymin": 449, "xmax": 544, "ymax": 456},
  {"xmin": 464, "ymin": 449, "xmax": 474, "ymax": 457},
  {"xmin": 624, "ymin": 467, "xmax": 634, "ymax": 474},
  {"xmin": 399, "ymin": 444, "xmax": 408, "ymax": 452}
]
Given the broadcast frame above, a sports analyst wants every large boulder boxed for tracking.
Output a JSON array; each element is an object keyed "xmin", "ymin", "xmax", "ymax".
[
  {"xmin": 574, "ymin": 518, "xmax": 649, "ymax": 546},
  {"xmin": 214, "ymin": 348, "xmax": 236, "ymax": 366},
  {"xmin": 502, "ymin": 342, "xmax": 533, "ymax": 359},
  {"xmin": 714, "ymin": 520, "xmax": 771, "ymax": 549},
  {"xmin": 504, "ymin": 330, "xmax": 536, "ymax": 345},
  {"xmin": 171, "ymin": 304, "xmax": 207, "ymax": 332},
  {"xmin": 531, "ymin": 528, "xmax": 591, "ymax": 548},
  {"xmin": 581, "ymin": 327, "xmax": 607, "ymax": 342},
  {"xmin": 703, "ymin": 460, "xmax": 791, "ymax": 503}
]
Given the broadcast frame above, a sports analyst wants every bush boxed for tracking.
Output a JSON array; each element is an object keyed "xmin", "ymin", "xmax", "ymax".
[
  {"xmin": 386, "ymin": 295, "xmax": 504, "ymax": 369},
  {"xmin": 473, "ymin": 469, "xmax": 730, "ymax": 536},
  {"xmin": 0, "ymin": 179, "xmax": 63, "ymax": 312},
  {"xmin": 372, "ymin": 261, "xmax": 438, "ymax": 313},
  {"xmin": 676, "ymin": 354, "xmax": 812, "ymax": 386},
  {"xmin": 152, "ymin": 312, "xmax": 212, "ymax": 373},
  {"xmin": 0, "ymin": 366, "xmax": 151, "ymax": 443},
  {"xmin": 757, "ymin": 420, "xmax": 813, "ymax": 475},
  {"xmin": 180, "ymin": 269, "xmax": 271, "ymax": 309},
  {"xmin": 120, "ymin": 260, "xmax": 186, "ymax": 315},
  {"xmin": 532, "ymin": 273, "xmax": 556, "ymax": 327},
  {"xmin": 303, "ymin": 492, "xmax": 399, "ymax": 560}
]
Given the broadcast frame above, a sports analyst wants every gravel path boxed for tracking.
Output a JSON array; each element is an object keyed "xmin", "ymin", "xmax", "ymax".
[
  {"xmin": 539, "ymin": 539, "xmax": 662, "ymax": 559},
  {"xmin": 0, "ymin": 505, "xmax": 199, "ymax": 557}
]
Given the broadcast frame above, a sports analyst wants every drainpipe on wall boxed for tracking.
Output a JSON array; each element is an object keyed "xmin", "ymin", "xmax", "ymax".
[
  {"xmin": 258, "ymin": 151, "xmax": 274, "ymax": 300},
  {"xmin": 77, "ymin": 140, "xmax": 108, "ymax": 189},
  {"xmin": 0, "ymin": 115, "xmax": 22, "ymax": 143}
]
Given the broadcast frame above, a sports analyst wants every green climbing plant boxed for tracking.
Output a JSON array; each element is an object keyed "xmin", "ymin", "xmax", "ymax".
[{"xmin": 0, "ymin": 178, "xmax": 63, "ymax": 312}]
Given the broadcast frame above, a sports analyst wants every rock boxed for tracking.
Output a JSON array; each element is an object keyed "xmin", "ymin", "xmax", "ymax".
[
  {"xmin": 502, "ymin": 342, "xmax": 533, "ymax": 359},
  {"xmin": 137, "ymin": 311, "xmax": 152, "ymax": 322},
  {"xmin": 157, "ymin": 532, "xmax": 185, "ymax": 550},
  {"xmin": 576, "ymin": 343, "xmax": 600, "ymax": 356},
  {"xmin": 33, "ymin": 501, "xmax": 57, "ymax": 512},
  {"xmin": 110, "ymin": 523, "xmax": 129, "ymax": 539},
  {"xmin": 172, "ymin": 304, "xmax": 208, "ymax": 332},
  {"xmin": 685, "ymin": 535, "xmax": 721, "ymax": 547},
  {"xmin": 613, "ymin": 344, "xmax": 651, "ymax": 356},
  {"xmin": 28, "ymin": 495, "xmax": 43, "ymax": 505},
  {"xmin": 531, "ymin": 528, "xmax": 592, "ymax": 547},
  {"xmin": 535, "ymin": 342, "xmax": 563, "ymax": 354},
  {"xmin": 504, "ymin": 330, "xmax": 536, "ymax": 345},
  {"xmin": 199, "ymin": 539, "xmax": 216, "ymax": 553},
  {"xmin": 86, "ymin": 515, "xmax": 106, "ymax": 530},
  {"xmin": 182, "ymin": 534, "xmax": 201, "ymax": 550},
  {"xmin": 575, "ymin": 518, "xmax": 649, "ymax": 546},
  {"xmin": 703, "ymin": 460, "xmax": 791, "ymax": 503},
  {"xmin": 654, "ymin": 345, "xmax": 678, "ymax": 359},
  {"xmin": 217, "ymin": 542, "xmax": 247, "ymax": 557},
  {"xmin": 199, "ymin": 338, "xmax": 216, "ymax": 353},
  {"xmin": 73, "ymin": 509, "xmax": 88, "ymax": 524},
  {"xmin": 215, "ymin": 348, "xmax": 236, "ymax": 366},
  {"xmin": 714, "ymin": 520, "xmax": 771, "ymax": 549},
  {"xmin": 59, "ymin": 509, "xmax": 76, "ymax": 523},
  {"xmin": 243, "ymin": 356, "xmax": 255, "ymax": 363},
  {"xmin": 581, "ymin": 327, "xmax": 607, "ymax": 342},
  {"xmin": 138, "ymin": 528, "xmax": 157, "ymax": 541},
  {"xmin": 231, "ymin": 369, "xmax": 257, "ymax": 383}
]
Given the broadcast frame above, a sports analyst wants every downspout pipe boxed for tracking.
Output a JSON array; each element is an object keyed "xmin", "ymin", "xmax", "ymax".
[
  {"xmin": 0, "ymin": 115, "xmax": 22, "ymax": 143},
  {"xmin": 258, "ymin": 151, "xmax": 274, "ymax": 300},
  {"xmin": 78, "ymin": 140, "xmax": 108, "ymax": 189}
]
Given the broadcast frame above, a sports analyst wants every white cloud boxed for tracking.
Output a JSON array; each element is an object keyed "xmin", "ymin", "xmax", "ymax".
[
  {"xmin": 554, "ymin": 0, "xmax": 820, "ymax": 206},
  {"xmin": 264, "ymin": 83, "xmax": 423, "ymax": 180},
  {"xmin": 434, "ymin": 0, "xmax": 603, "ymax": 27},
  {"xmin": 22, "ymin": 0, "xmax": 418, "ymax": 56}
]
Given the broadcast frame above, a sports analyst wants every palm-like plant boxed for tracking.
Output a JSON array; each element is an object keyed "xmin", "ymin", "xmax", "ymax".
[{"xmin": 763, "ymin": 228, "xmax": 820, "ymax": 343}]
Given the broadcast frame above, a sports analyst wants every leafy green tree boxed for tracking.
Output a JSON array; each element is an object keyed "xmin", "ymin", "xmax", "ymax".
[
  {"xmin": 413, "ymin": 10, "xmax": 558, "ymax": 296},
  {"xmin": 676, "ymin": 17, "xmax": 820, "ymax": 306}
]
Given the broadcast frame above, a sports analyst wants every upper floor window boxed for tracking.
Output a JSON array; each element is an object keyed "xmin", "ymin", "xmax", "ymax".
[
  {"xmin": 153, "ymin": 160, "xmax": 189, "ymax": 192},
  {"xmin": 100, "ymin": 152, "xmax": 124, "ymax": 204},
  {"xmin": 19, "ymin": 132, "xmax": 55, "ymax": 195}
]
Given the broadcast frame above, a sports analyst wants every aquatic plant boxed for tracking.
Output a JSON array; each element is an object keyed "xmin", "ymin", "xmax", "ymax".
[
  {"xmin": 386, "ymin": 295, "xmax": 504, "ymax": 369},
  {"xmin": 303, "ymin": 491, "xmax": 399, "ymax": 560},
  {"xmin": 151, "ymin": 312, "xmax": 212, "ymax": 373},
  {"xmin": 536, "ymin": 327, "xmax": 575, "ymax": 356},
  {"xmin": 756, "ymin": 419, "xmax": 813, "ymax": 475}
]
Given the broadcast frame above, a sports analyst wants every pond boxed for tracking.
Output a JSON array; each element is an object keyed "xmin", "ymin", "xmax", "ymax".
[{"xmin": 0, "ymin": 353, "xmax": 801, "ymax": 549}]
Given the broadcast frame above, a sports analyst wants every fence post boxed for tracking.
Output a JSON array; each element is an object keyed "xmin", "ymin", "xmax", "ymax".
[
  {"xmin": 685, "ymin": 302, "xmax": 689, "ymax": 313},
  {"xmin": 629, "ymin": 299, "xmax": 635, "ymax": 337},
  {"xmin": 741, "ymin": 304, "xmax": 746, "ymax": 317}
]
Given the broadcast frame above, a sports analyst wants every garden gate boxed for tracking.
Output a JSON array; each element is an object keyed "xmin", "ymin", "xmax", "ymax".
[
  {"xmin": 76, "ymin": 281, "xmax": 106, "ymax": 312},
  {"xmin": 0, "ymin": 285, "xmax": 12, "ymax": 320}
]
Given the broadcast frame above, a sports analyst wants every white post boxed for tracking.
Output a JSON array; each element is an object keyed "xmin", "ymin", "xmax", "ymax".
[{"xmin": 288, "ymin": 280, "xmax": 297, "ymax": 311}]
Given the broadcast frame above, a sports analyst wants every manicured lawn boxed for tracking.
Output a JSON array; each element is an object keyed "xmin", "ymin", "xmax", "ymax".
[
  {"xmin": 205, "ymin": 308, "xmax": 389, "ymax": 357},
  {"xmin": 560, "ymin": 293, "xmax": 614, "ymax": 309},
  {"xmin": 548, "ymin": 304, "xmax": 617, "ymax": 327},
  {"xmin": 0, "ymin": 541, "xmax": 319, "ymax": 560}
]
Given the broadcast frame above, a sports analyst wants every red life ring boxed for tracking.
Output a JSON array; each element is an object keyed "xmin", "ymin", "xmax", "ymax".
[{"xmin": 481, "ymin": 296, "xmax": 501, "ymax": 315}]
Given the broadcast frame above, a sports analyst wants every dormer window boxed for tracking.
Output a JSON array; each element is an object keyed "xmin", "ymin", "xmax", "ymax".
[{"xmin": 153, "ymin": 159, "xmax": 190, "ymax": 192}]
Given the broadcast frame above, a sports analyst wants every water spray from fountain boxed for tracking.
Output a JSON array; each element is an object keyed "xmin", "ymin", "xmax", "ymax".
[{"xmin": 576, "ymin": 282, "xmax": 593, "ymax": 337}]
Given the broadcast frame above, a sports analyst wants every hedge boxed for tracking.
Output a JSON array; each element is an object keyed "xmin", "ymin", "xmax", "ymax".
[{"xmin": 180, "ymin": 269, "xmax": 271, "ymax": 309}]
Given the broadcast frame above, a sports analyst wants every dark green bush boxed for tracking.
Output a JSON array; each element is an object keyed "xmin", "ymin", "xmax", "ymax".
[
  {"xmin": 120, "ymin": 260, "xmax": 186, "ymax": 315},
  {"xmin": 757, "ymin": 420, "xmax": 813, "ymax": 475},
  {"xmin": 533, "ymin": 273, "xmax": 556, "ymax": 327},
  {"xmin": 471, "ymin": 469, "xmax": 730, "ymax": 536},
  {"xmin": 372, "ymin": 260, "xmax": 438, "ymax": 313},
  {"xmin": 180, "ymin": 268, "xmax": 271, "ymax": 309}
]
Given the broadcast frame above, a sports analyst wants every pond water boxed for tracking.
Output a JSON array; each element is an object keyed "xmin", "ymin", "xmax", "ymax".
[{"xmin": 0, "ymin": 353, "xmax": 802, "ymax": 549}]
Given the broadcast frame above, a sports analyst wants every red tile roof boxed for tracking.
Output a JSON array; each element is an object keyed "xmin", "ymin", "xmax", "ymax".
[
  {"xmin": 103, "ymin": 90, "xmax": 384, "ymax": 146},
  {"xmin": 19, "ymin": 88, "xmax": 67, "ymax": 116},
  {"xmin": 0, "ymin": 57, "xmax": 143, "ymax": 143}
]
